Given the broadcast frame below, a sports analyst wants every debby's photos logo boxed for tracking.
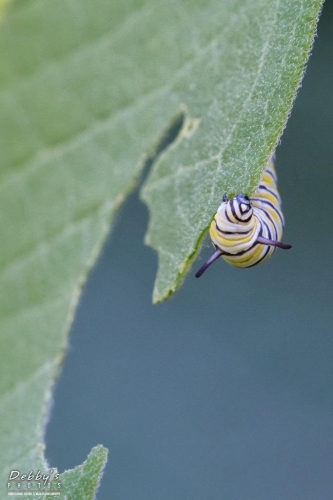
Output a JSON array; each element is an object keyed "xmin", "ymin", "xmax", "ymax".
[{"xmin": 7, "ymin": 469, "xmax": 61, "ymax": 496}]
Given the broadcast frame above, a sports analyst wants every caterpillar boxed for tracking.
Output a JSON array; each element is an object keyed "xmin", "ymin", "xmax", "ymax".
[{"xmin": 195, "ymin": 155, "xmax": 291, "ymax": 278}]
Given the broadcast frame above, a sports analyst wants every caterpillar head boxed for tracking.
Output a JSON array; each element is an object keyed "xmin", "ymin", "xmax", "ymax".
[{"xmin": 223, "ymin": 193, "xmax": 253, "ymax": 224}]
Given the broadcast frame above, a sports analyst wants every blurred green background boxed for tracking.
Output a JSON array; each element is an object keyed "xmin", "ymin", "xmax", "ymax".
[{"xmin": 46, "ymin": 2, "xmax": 333, "ymax": 499}]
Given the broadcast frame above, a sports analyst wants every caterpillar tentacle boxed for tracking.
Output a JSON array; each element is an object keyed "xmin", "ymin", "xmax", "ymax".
[
  {"xmin": 256, "ymin": 235, "xmax": 292, "ymax": 249},
  {"xmin": 195, "ymin": 249, "xmax": 224, "ymax": 278}
]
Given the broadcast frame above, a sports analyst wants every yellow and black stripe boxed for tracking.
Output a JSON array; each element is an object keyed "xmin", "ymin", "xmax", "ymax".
[{"xmin": 196, "ymin": 156, "xmax": 291, "ymax": 278}]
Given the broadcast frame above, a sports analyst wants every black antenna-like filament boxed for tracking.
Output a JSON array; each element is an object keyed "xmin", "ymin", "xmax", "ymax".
[
  {"xmin": 195, "ymin": 249, "xmax": 223, "ymax": 278},
  {"xmin": 256, "ymin": 236, "xmax": 292, "ymax": 249},
  {"xmin": 195, "ymin": 238, "xmax": 292, "ymax": 279}
]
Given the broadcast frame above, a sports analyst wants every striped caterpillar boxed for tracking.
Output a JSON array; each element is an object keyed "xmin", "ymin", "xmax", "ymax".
[{"xmin": 195, "ymin": 156, "xmax": 291, "ymax": 278}]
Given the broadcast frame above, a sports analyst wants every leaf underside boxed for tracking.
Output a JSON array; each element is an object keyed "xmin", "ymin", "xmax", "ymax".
[{"xmin": 0, "ymin": 0, "xmax": 323, "ymax": 497}]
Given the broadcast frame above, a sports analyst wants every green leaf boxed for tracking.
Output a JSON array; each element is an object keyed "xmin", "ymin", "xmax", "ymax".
[
  {"xmin": 0, "ymin": 0, "xmax": 323, "ymax": 497},
  {"xmin": 54, "ymin": 446, "xmax": 107, "ymax": 500},
  {"xmin": 141, "ymin": 0, "xmax": 324, "ymax": 302}
]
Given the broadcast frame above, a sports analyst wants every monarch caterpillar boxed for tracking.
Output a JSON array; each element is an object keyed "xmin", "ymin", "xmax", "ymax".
[{"xmin": 195, "ymin": 155, "xmax": 291, "ymax": 278}]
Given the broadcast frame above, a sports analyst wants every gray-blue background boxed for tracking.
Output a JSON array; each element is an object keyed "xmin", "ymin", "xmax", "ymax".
[{"xmin": 46, "ymin": 3, "xmax": 333, "ymax": 499}]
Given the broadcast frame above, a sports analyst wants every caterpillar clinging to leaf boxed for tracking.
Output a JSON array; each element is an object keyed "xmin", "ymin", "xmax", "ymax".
[{"xmin": 195, "ymin": 155, "xmax": 291, "ymax": 278}]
